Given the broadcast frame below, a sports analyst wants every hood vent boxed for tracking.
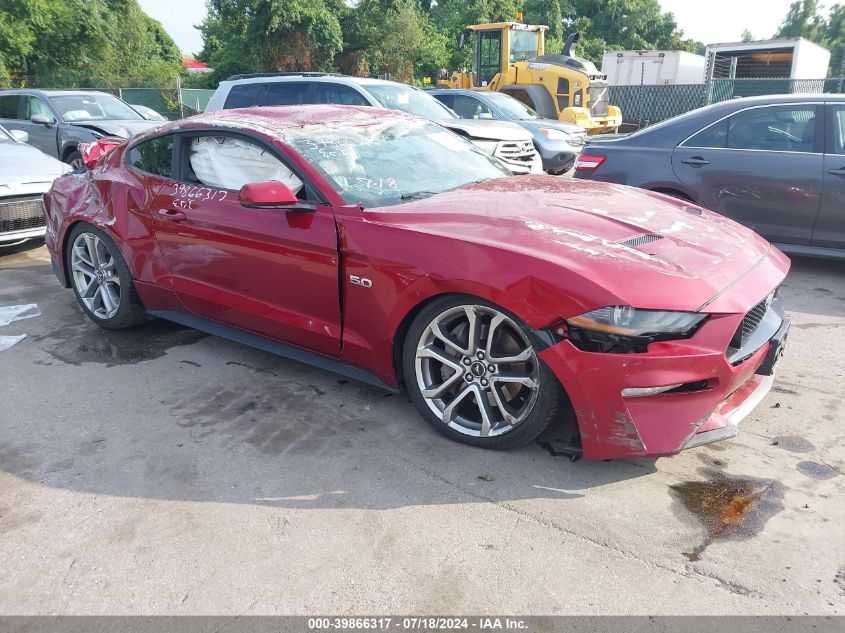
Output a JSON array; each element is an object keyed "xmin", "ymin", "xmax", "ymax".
[{"xmin": 618, "ymin": 234, "xmax": 663, "ymax": 248}]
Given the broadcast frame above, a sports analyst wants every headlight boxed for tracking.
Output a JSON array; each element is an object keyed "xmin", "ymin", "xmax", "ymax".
[
  {"xmin": 539, "ymin": 128, "xmax": 572, "ymax": 142},
  {"xmin": 469, "ymin": 139, "xmax": 499, "ymax": 154},
  {"xmin": 563, "ymin": 307, "xmax": 708, "ymax": 353}
]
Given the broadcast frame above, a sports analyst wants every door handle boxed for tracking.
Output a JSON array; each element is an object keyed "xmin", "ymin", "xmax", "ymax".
[
  {"xmin": 681, "ymin": 157, "xmax": 711, "ymax": 167},
  {"xmin": 829, "ymin": 168, "xmax": 845, "ymax": 176},
  {"xmin": 156, "ymin": 208, "xmax": 187, "ymax": 222}
]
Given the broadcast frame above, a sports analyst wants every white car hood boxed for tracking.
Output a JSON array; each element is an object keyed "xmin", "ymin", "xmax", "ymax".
[
  {"xmin": 0, "ymin": 142, "xmax": 70, "ymax": 192},
  {"xmin": 440, "ymin": 118, "xmax": 532, "ymax": 142}
]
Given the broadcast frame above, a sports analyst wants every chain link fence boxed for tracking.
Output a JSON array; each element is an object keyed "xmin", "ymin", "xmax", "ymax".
[{"xmin": 609, "ymin": 78, "xmax": 845, "ymax": 129}]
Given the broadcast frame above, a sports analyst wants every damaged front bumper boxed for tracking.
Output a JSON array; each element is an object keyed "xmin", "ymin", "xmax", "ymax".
[{"xmin": 538, "ymin": 284, "xmax": 790, "ymax": 460}]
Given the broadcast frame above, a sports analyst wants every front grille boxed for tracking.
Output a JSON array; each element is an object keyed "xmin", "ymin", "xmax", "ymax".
[
  {"xmin": 495, "ymin": 140, "xmax": 536, "ymax": 163},
  {"xmin": 588, "ymin": 85, "xmax": 610, "ymax": 117},
  {"xmin": 0, "ymin": 196, "xmax": 46, "ymax": 234},
  {"xmin": 731, "ymin": 294, "xmax": 772, "ymax": 349},
  {"xmin": 619, "ymin": 234, "xmax": 663, "ymax": 248}
]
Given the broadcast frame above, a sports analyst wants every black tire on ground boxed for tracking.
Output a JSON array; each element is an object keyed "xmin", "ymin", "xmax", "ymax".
[
  {"xmin": 65, "ymin": 223, "xmax": 147, "ymax": 330},
  {"xmin": 402, "ymin": 294, "xmax": 565, "ymax": 450},
  {"xmin": 65, "ymin": 150, "xmax": 85, "ymax": 173}
]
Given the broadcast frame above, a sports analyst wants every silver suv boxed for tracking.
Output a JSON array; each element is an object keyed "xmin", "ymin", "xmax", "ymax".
[{"xmin": 205, "ymin": 73, "xmax": 541, "ymax": 175}]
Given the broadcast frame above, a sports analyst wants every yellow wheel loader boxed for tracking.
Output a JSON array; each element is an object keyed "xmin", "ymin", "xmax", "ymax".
[{"xmin": 436, "ymin": 22, "xmax": 622, "ymax": 134}]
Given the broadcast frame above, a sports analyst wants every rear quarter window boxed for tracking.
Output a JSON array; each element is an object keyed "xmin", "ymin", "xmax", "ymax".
[
  {"xmin": 127, "ymin": 135, "xmax": 174, "ymax": 178},
  {"xmin": 223, "ymin": 83, "xmax": 262, "ymax": 109}
]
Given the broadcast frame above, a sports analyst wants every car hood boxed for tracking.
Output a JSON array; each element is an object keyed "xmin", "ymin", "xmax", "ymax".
[
  {"xmin": 519, "ymin": 119, "xmax": 584, "ymax": 136},
  {"xmin": 440, "ymin": 118, "xmax": 532, "ymax": 141},
  {"xmin": 365, "ymin": 176, "xmax": 782, "ymax": 313},
  {"xmin": 69, "ymin": 119, "xmax": 159, "ymax": 138},
  {"xmin": 0, "ymin": 142, "xmax": 69, "ymax": 187}
]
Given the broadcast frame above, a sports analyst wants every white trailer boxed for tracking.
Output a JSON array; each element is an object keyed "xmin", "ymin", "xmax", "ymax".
[
  {"xmin": 704, "ymin": 37, "xmax": 831, "ymax": 79},
  {"xmin": 602, "ymin": 50, "xmax": 706, "ymax": 86}
]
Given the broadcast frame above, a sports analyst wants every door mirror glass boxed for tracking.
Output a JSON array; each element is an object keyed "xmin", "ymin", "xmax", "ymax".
[
  {"xmin": 239, "ymin": 181, "xmax": 300, "ymax": 208},
  {"xmin": 9, "ymin": 129, "xmax": 28, "ymax": 143},
  {"xmin": 31, "ymin": 113, "xmax": 52, "ymax": 126}
]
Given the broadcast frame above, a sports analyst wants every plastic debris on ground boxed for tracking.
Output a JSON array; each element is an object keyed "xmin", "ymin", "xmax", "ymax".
[
  {"xmin": 0, "ymin": 304, "xmax": 40, "ymax": 327},
  {"xmin": 0, "ymin": 334, "xmax": 27, "ymax": 352}
]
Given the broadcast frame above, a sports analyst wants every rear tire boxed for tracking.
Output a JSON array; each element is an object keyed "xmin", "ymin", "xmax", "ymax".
[
  {"xmin": 66, "ymin": 224, "xmax": 147, "ymax": 330},
  {"xmin": 403, "ymin": 295, "xmax": 563, "ymax": 450}
]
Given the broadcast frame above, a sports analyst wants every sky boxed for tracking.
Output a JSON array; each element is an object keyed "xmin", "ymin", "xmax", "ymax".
[{"xmin": 137, "ymin": 0, "xmax": 798, "ymax": 56}]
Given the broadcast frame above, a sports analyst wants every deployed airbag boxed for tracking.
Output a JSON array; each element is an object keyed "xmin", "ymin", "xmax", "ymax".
[{"xmin": 189, "ymin": 136, "xmax": 303, "ymax": 193}]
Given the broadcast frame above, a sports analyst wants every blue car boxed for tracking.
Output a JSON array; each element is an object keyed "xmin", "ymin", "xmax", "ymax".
[{"xmin": 430, "ymin": 89, "xmax": 586, "ymax": 174}]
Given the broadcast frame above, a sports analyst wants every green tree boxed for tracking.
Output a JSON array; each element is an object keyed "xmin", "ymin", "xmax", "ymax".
[
  {"xmin": 0, "ymin": 0, "xmax": 182, "ymax": 87},
  {"xmin": 776, "ymin": 0, "xmax": 826, "ymax": 40},
  {"xmin": 742, "ymin": 29, "xmax": 755, "ymax": 42},
  {"xmin": 339, "ymin": 0, "xmax": 449, "ymax": 82},
  {"xmin": 827, "ymin": 5, "xmax": 845, "ymax": 76},
  {"xmin": 198, "ymin": 0, "xmax": 344, "ymax": 83}
]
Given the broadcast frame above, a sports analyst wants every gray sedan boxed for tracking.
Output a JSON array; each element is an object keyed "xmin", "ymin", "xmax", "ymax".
[
  {"xmin": 574, "ymin": 94, "xmax": 845, "ymax": 259},
  {"xmin": 430, "ymin": 89, "xmax": 587, "ymax": 174},
  {"xmin": 0, "ymin": 89, "xmax": 158, "ymax": 170}
]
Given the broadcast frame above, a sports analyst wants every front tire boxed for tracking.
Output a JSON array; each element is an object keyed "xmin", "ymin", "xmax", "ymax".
[
  {"xmin": 66, "ymin": 224, "xmax": 147, "ymax": 329},
  {"xmin": 403, "ymin": 295, "xmax": 563, "ymax": 450},
  {"xmin": 65, "ymin": 150, "xmax": 85, "ymax": 173}
]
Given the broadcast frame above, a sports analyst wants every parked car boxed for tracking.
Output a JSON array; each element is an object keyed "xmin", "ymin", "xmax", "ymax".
[
  {"xmin": 130, "ymin": 104, "xmax": 168, "ymax": 121},
  {"xmin": 0, "ymin": 89, "xmax": 159, "ymax": 170},
  {"xmin": 0, "ymin": 124, "xmax": 71, "ymax": 245},
  {"xmin": 574, "ymin": 94, "xmax": 845, "ymax": 259},
  {"xmin": 430, "ymin": 89, "xmax": 587, "ymax": 174},
  {"xmin": 45, "ymin": 105, "xmax": 790, "ymax": 460},
  {"xmin": 205, "ymin": 73, "xmax": 542, "ymax": 175}
]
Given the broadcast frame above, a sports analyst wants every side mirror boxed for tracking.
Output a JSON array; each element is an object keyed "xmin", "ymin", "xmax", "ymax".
[
  {"xmin": 458, "ymin": 32, "xmax": 466, "ymax": 49},
  {"xmin": 9, "ymin": 129, "xmax": 28, "ymax": 143},
  {"xmin": 31, "ymin": 113, "xmax": 53, "ymax": 126},
  {"xmin": 239, "ymin": 181, "xmax": 302, "ymax": 208}
]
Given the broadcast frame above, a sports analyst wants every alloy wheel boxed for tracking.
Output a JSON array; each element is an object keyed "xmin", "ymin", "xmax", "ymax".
[
  {"xmin": 414, "ymin": 305, "xmax": 540, "ymax": 438},
  {"xmin": 70, "ymin": 232, "xmax": 121, "ymax": 320}
]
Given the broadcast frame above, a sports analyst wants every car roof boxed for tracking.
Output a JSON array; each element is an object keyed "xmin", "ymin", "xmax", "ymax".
[
  {"xmin": 220, "ymin": 73, "xmax": 418, "ymax": 91},
  {"xmin": 0, "ymin": 89, "xmax": 114, "ymax": 97},
  {"xmin": 169, "ymin": 104, "xmax": 416, "ymax": 134}
]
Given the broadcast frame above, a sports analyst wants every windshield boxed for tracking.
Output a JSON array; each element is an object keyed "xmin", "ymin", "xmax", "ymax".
[
  {"xmin": 285, "ymin": 118, "xmax": 510, "ymax": 208},
  {"xmin": 364, "ymin": 83, "xmax": 457, "ymax": 121},
  {"xmin": 51, "ymin": 93, "xmax": 143, "ymax": 122},
  {"xmin": 510, "ymin": 30, "xmax": 539, "ymax": 62},
  {"xmin": 484, "ymin": 92, "xmax": 541, "ymax": 120}
]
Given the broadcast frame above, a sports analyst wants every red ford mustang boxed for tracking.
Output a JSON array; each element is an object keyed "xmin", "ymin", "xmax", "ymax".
[{"xmin": 44, "ymin": 105, "xmax": 791, "ymax": 460}]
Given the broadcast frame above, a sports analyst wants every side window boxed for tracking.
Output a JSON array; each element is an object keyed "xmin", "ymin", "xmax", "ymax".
[
  {"xmin": 24, "ymin": 96, "xmax": 55, "ymax": 122},
  {"xmin": 314, "ymin": 84, "xmax": 367, "ymax": 106},
  {"xmin": 477, "ymin": 30, "xmax": 502, "ymax": 86},
  {"xmin": 451, "ymin": 95, "xmax": 493, "ymax": 120},
  {"xmin": 683, "ymin": 119, "xmax": 728, "ymax": 148},
  {"xmin": 127, "ymin": 134, "xmax": 174, "ymax": 178},
  {"xmin": 223, "ymin": 83, "xmax": 262, "ymax": 109},
  {"xmin": 727, "ymin": 105, "xmax": 817, "ymax": 153},
  {"xmin": 0, "ymin": 95, "xmax": 22, "ymax": 119},
  {"xmin": 832, "ymin": 106, "xmax": 845, "ymax": 155},
  {"xmin": 265, "ymin": 82, "xmax": 311, "ymax": 106},
  {"xmin": 183, "ymin": 134, "xmax": 305, "ymax": 197}
]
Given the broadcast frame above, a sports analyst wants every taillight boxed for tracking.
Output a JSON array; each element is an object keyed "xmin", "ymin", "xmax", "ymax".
[{"xmin": 574, "ymin": 154, "xmax": 607, "ymax": 172}]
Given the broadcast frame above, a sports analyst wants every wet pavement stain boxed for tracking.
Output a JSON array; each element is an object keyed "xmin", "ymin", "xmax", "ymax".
[
  {"xmin": 771, "ymin": 436, "xmax": 815, "ymax": 453},
  {"xmin": 44, "ymin": 321, "xmax": 206, "ymax": 367},
  {"xmin": 796, "ymin": 461, "xmax": 840, "ymax": 480},
  {"xmin": 670, "ymin": 471, "xmax": 784, "ymax": 562}
]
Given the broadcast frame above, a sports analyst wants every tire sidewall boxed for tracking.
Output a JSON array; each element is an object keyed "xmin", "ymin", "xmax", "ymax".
[
  {"xmin": 66, "ymin": 223, "xmax": 138, "ymax": 329},
  {"xmin": 402, "ymin": 294, "xmax": 561, "ymax": 450}
]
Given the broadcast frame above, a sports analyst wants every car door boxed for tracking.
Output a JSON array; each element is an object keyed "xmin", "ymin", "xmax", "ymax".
[
  {"xmin": 19, "ymin": 95, "xmax": 60, "ymax": 156},
  {"xmin": 672, "ymin": 103, "xmax": 824, "ymax": 245},
  {"xmin": 811, "ymin": 104, "xmax": 845, "ymax": 248},
  {"xmin": 149, "ymin": 130, "xmax": 341, "ymax": 357}
]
